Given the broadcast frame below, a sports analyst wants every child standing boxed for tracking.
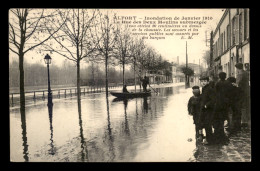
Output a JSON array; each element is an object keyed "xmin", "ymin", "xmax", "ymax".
[{"xmin": 188, "ymin": 86, "xmax": 203, "ymax": 141}]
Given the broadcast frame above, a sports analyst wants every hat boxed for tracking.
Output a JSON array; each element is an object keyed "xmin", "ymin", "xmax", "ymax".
[
  {"xmin": 219, "ymin": 72, "xmax": 227, "ymax": 79},
  {"xmin": 192, "ymin": 86, "xmax": 200, "ymax": 90},
  {"xmin": 199, "ymin": 76, "xmax": 209, "ymax": 81},
  {"xmin": 235, "ymin": 63, "xmax": 243, "ymax": 69}
]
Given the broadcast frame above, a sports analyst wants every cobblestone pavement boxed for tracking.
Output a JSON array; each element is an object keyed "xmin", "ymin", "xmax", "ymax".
[{"xmin": 189, "ymin": 127, "xmax": 251, "ymax": 162}]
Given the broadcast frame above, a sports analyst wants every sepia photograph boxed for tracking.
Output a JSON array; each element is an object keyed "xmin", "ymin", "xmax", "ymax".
[{"xmin": 9, "ymin": 8, "xmax": 251, "ymax": 162}]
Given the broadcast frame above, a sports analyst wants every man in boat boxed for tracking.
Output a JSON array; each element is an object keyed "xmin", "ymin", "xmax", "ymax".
[
  {"xmin": 123, "ymin": 85, "xmax": 129, "ymax": 93},
  {"xmin": 141, "ymin": 76, "xmax": 149, "ymax": 92}
]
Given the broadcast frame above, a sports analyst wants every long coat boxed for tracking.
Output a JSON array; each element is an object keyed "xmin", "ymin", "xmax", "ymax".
[
  {"xmin": 199, "ymin": 84, "xmax": 216, "ymax": 127},
  {"xmin": 237, "ymin": 70, "xmax": 250, "ymax": 107},
  {"xmin": 188, "ymin": 95, "xmax": 201, "ymax": 125},
  {"xmin": 215, "ymin": 79, "xmax": 232, "ymax": 120}
]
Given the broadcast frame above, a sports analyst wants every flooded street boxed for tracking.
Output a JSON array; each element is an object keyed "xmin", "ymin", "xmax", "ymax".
[{"xmin": 10, "ymin": 84, "xmax": 251, "ymax": 162}]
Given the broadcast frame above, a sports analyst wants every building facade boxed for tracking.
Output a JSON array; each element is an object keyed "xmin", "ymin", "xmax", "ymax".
[{"xmin": 212, "ymin": 8, "xmax": 250, "ymax": 81}]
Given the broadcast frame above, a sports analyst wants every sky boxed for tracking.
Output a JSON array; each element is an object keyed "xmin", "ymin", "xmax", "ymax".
[
  {"xmin": 113, "ymin": 8, "xmax": 225, "ymax": 66},
  {"xmin": 9, "ymin": 8, "xmax": 225, "ymax": 68}
]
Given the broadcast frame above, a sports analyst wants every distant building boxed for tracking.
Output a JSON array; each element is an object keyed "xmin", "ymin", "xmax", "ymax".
[
  {"xmin": 147, "ymin": 69, "xmax": 169, "ymax": 84},
  {"xmin": 187, "ymin": 63, "xmax": 204, "ymax": 84}
]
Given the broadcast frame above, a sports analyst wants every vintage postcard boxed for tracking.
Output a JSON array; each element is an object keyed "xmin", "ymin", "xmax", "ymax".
[{"xmin": 9, "ymin": 8, "xmax": 250, "ymax": 162}]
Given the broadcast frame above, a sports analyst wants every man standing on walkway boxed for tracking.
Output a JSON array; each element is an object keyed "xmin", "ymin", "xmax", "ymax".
[
  {"xmin": 199, "ymin": 76, "xmax": 216, "ymax": 145},
  {"xmin": 235, "ymin": 63, "xmax": 250, "ymax": 127},
  {"xmin": 226, "ymin": 77, "xmax": 243, "ymax": 133}
]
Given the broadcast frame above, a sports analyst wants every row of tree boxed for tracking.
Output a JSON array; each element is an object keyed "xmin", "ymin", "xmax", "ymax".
[
  {"xmin": 9, "ymin": 9, "xmax": 177, "ymax": 109},
  {"xmin": 9, "ymin": 59, "xmax": 136, "ymax": 88}
]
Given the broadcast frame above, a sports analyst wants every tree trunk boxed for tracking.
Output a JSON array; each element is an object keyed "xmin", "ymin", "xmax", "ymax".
[
  {"xmin": 19, "ymin": 52, "xmax": 25, "ymax": 109},
  {"xmin": 20, "ymin": 107, "xmax": 29, "ymax": 162},
  {"xmin": 134, "ymin": 59, "xmax": 136, "ymax": 93},
  {"xmin": 123, "ymin": 59, "xmax": 125, "ymax": 85},
  {"xmin": 77, "ymin": 60, "xmax": 81, "ymax": 103},
  {"xmin": 105, "ymin": 56, "xmax": 109, "ymax": 97},
  {"xmin": 91, "ymin": 62, "xmax": 95, "ymax": 86}
]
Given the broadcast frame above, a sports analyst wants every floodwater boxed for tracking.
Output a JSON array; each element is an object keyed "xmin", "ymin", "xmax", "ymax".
[{"xmin": 9, "ymin": 85, "xmax": 217, "ymax": 162}]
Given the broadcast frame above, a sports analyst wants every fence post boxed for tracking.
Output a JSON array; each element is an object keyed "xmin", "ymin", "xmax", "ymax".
[
  {"xmin": 33, "ymin": 91, "xmax": 36, "ymax": 101},
  {"xmin": 70, "ymin": 89, "xmax": 72, "ymax": 97},
  {"xmin": 58, "ymin": 90, "xmax": 60, "ymax": 98},
  {"xmin": 84, "ymin": 88, "xmax": 85, "ymax": 95},
  {"xmin": 43, "ymin": 91, "xmax": 45, "ymax": 100},
  {"xmin": 65, "ymin": 89, "xmax": 66, "ymax": 98}
]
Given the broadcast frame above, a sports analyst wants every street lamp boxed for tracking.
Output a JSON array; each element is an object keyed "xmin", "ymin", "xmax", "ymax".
[{"xmin": 44, "ymin": 54, "xmax": 53, "ymax": 106}]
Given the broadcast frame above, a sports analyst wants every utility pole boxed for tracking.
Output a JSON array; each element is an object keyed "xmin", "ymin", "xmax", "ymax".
[{"xmin": 186, "ymin": 41, "xmax": 189, "ymax": 87}]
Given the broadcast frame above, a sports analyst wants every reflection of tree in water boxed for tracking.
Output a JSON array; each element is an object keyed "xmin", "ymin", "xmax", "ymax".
[
  {"xmin": 123, "ymin": 99, "xmax": 130, "ymax": 136},
  {"xmin": 47, "ymin": 104, "xmax": 56, "ymax": 155},
  {"xmin": 77, "ymin": 100, "xmax": 89, "ymax": 162},
  {"xmin": 105, "ymin": 87, "xmax": 183, "ymax": 161},
  {"xmin": 143, "ymin": 97, "xmax": 148, "ymax": 114},
  {"xmin": 106, "ymin": 96, "xmax": 115, "ymax": 161},
  {"xmin": 20, "ymin": 107, "xmax": 29, "ymax": 162}
]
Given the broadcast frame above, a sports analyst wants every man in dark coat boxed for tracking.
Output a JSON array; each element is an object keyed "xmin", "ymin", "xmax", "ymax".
[
  {"xmin": 199, "ymin": 76, "xmax": 216, "ymax": 145},
  {"xmin": 141, "ymin": 76, "xmax": 149, "ymax": 92},
  {"xmin": 188, "ymin": 86, "xmax": 202, "ymax": 140},
  {"xmin": 214, "ymin": 72, "xmax": 231, "ymax": 144},
  {"xmin": 226, "ymin": 77, "xmax": 243, "ymax": 133},
  {"xmin": 235, "ymin": 63, "xmax": 250, "ymax": 127},
  {"xmin": 123, "ymin": 85, "xmax": 129, "ymax": 93}
]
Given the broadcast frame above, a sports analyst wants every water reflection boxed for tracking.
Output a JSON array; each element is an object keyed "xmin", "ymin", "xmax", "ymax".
[
  {"xmin": 123, "ymin": 99, "xmax": 130, "ymax": 136},
  {"xmin": 77, "ymin": 100, "xmax": 88, "ymax": 162},
  {"xmin": 47, "ymin": 104, "xmax": 56, "ymax": 155},
  {"xmin": 20, "ymin": 107, "xmax": 29, "ymax": 162},
  {"xmin": 12, "ymin": 85, "xmax": 223, "ymax": 162},
  {"xmin": 143, "ymin": 97, "xmax": 148, "ymax": 114},
  {"xmin": 106, "ymin": 96, "xmax": 115, "ymax": 161}
]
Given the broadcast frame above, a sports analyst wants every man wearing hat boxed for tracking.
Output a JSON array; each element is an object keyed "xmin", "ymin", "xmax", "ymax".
[
  {"xmin": 199, "ymin": 76, "xmax": 216, "ymax": 145},
  {"xmin": 235, "ymin": 63, "xmax": 250, "ymax": 127},
  {"xmin": 214, "ymin": 72, "xmax": 231, "ymax": 144}
]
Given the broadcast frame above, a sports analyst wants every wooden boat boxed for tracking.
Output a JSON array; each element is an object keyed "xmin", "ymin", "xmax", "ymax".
[{"xmin": 110, "ymin": 91, "xmax": 151, "ymax": 98}]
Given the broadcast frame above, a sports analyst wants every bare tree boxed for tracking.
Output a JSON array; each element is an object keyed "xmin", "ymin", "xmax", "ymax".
[
  {"xmin": 114, "ymin": 24, "xmax": 133, "ymax": 85},
  {"xmin": 90, "ymin": 10, "xmax": 118, "ymax": 97},
  {"xmin": 202, "ymin": 50, "xmax": 210, "ymax": 68},
  {"xmin": 9, "ymin": 9, "xmax": 65, "ymax": 109},
  {"xmin": 129, "ymin": 38, "xmax": 146, "ymax": 92},
  {"xmin": 41, "ymin": 9, "xmax": 98, "ymax": 103}
]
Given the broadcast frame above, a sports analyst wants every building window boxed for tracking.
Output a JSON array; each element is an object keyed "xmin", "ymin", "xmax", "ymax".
[
  {"xmin": 223, "ymin": 31, "xmax": 226, "ymax": 51},
  {"xmin": 221, "ymin": 33, "xmax": 223, "ymax": 54},
  {"xmin": 244, "ymin": 8, "xmax": 248, "ymax": 40},
  {"xmin": 227, "ymin": 24, "xmax": 230, "ymax": 48},
  {"xmin": 232, "ymin": 16, "xmax": 238, "ymax": 45},
  {"xmin": 239, "ymin": 13, "xmax": 243, "ymax": 44}
]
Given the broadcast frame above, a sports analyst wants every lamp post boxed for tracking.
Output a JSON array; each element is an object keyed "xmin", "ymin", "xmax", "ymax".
[{"xmin": 44, "ymin": 54, "xmax": 53, "ymax": 106}]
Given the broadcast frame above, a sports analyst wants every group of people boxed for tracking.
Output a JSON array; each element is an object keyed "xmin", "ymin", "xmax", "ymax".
[{"xmin": 188, "ymin": 63, "xmax": 250, "ymax": 145}]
